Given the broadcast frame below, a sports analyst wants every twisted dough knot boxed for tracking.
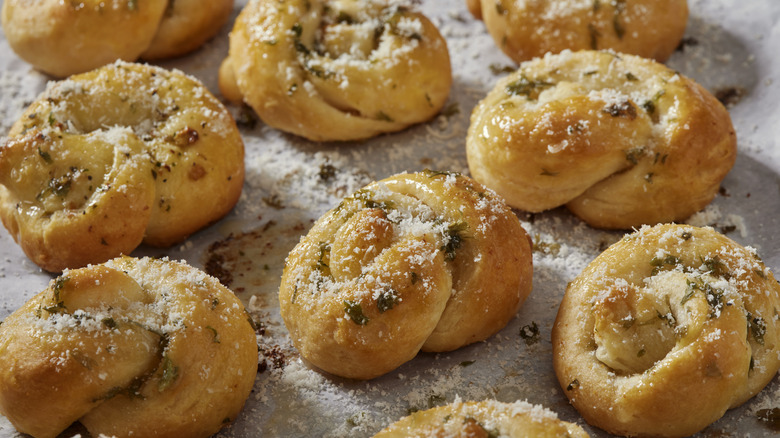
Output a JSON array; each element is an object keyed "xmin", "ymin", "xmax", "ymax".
[
  {"xmin": 0, "ymin": 256, "xmax": 258, "ymax": 438},
  {"xmin": 279, "ymin": 171, "xmax": 533, "ymax": 379},
  {"xmin": 221, "ymin": 0, "xmax": 452, "ymax": 141},
  {"xmin": 1, "ymin": 0, "xmax": 234, "ymax": 77},
  {"xmin": 0, "ymin": 61, "xmax": 244, "ymax": 272},
  {"xmin": 552, "ymin": 224, "xmax": 780, "ymax": 437},
  {"xmin": 373, "ymin": 399, "xmax": 590, "ymax": 437},
  {"xmin": 467, "ymin": 0, "xmax": 688, "ymax": 63},
  {"xmin": 466, "ymin": 50, "xmax": 736, "ymax": 229}
]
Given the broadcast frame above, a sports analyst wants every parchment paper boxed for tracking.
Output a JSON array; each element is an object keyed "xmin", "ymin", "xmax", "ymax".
[{"xmin": 1, "ymin": 0, "xmax": 779, "ymax": 436}]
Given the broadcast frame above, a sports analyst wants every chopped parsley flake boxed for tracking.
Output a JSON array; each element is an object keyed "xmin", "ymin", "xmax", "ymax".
[
  {"xmin": 519, "ymin": 322, "xmax": 540, "ymax": 346},
  {"xmin": 344, "ymin": 300, "xmax": 369, "ymax": 325},
  {"xmin": 441, "ymin": 221, "xmax": 467, "ymax": 261},
  {"xmin": 748, "ymin": 313, "xmax": 767, "ymax": 345},
  {"xmin": 158, "ymin": 355, "xmax": 179, "ymax": 392},
  {"xmin": 377, "ymin": 288, "xmax": 400, "ymax": 313},
  {"xmin": 506, "ymin": 75, "xmax": 554, "ymax": 99}
]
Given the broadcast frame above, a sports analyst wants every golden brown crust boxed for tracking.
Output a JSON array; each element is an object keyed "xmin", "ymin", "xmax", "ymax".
[
  {"xmin": 0, "ymin": 62, "xmax": 245, "ymax": 272},
  {"xmin": 279, "ymin": 171, "xmax": 533, "ymax": 379},
  {"xmin": 141, "ymin": 0, "xmax": 235, "ymax": 60},
  {"xmin": 552, "ymin": 224, "xmax": 780, "ymax": 437},
  {"xmin": 466, "ymin": 50, "xmax": 736, "ymax": 229},
  {"xmin": 466, "ymin": 0, "xmax": 482, "ymax": 20},
  {"xmin": 1, "ymin": 0, "xmax": 233, "ymax": 77},
  {"xmin": 472, "ymin": 0, "xmax": 688, "ymax": 63},
  {"xmin": 373, "ymin": 399, "xmax": 590, "ymax": 437},
  {"xmin": 0, "ymin": 130, "xmax": 156, "ymax": 273},
  {"xmin": 218, "ymin": 57, "xmax": 245, "ymax": 104},
  {"xmin": 225, "ymin": 0, "xmax": 452, "ymax": 141},
  {"xmin": 0, "ymin": 256, "xmax": 258, "ymax": 438}
]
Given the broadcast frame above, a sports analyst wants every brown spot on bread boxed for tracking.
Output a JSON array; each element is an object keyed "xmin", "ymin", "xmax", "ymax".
[{"xmin": 188, "ymin": 163, "xmax": 207, "ymax": 181}]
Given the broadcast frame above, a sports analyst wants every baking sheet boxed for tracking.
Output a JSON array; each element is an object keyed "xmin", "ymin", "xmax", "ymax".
[{"xmin": 1, "ymin": 0, "xmax": 780, "ymax": 436}]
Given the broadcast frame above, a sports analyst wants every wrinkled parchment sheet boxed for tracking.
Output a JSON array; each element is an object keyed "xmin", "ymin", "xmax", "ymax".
[{"xmin": 1, "ymin": 0, "xmax": 780, "ymax": 436}]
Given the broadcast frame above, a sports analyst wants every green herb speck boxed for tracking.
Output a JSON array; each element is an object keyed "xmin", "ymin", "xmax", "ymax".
[
  {"xmin": 377, "ymin": 289, "xmax": 400, "ymax": 313},
  {"xmin": 489, "ymin": 63, "xmax": 515, "ymax": 75},
  {"xmin": 748, "ymin": 313, "xmax": 767, "ymax": 346},
  {"xmin": 625, "ymin": 147, "xmax": 645, "ymax": 165},
  {"xmin": 506, "ymin": 75, "xmax": 554, "ymax": 99},
  {"xmin": 38, "ymin": 147, "xmax": 53, "ymax": 164},
  {"xmin": 603, "ymin": 101, "xmax": 637, "ymax": 119},
  {"xmin": 206, "ymin": 326, "xmax": 221, "ymax": 344},
  {"xmin": 158, "ymin": 355, "xmax": 179, "ymax": 392},
  {"xmin": 376, "ymin": 111, "xmax": 394, "ymax": 122},
  {"xmin": 519, "ymin": 321, "xmax": 540, "ymax": 346},
  {"xmin": 344, "ymin": 300, "xmax": 369, "ymax": 325},
  {"xmin": 441, "ymin": 222, "xmax": 467, "ymax": 261}
]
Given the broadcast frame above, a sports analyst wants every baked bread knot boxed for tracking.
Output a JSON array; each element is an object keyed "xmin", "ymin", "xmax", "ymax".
[
  {"xmin": 279, "ymin": 171, "xmax": 533, "ymax": 379},
  {"xmin": 466, "ymin": 50, "xmax": 736, "ymax": 229},
  {"xmin": 222, "ymin": 0, "xmax": 452, "ymax": 141},
  {"xmin": 552, "ymin": 224, "xmax": 780, "ymax": 437},
  {"xmin": 373, "ymin": 399, "xmax": 589, "ymax": 437},
  {"xmin": 1, "ymin": 0, "xmax": 234, "ymax": 78},
  {"xmin": 0, "ymin": 61, "xmax": 244, "ymax": 272},
  {"xmin": 0, "ymin": 256, "xmax": 258, "ymax": 438},
  {"xmin": 468, "ymin": 0, "xmax": 688, "ymax": 63}
]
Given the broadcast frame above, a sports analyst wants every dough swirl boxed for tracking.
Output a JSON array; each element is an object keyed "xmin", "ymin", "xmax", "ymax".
[
  {"xmin": 221, "ymin": 0, "xmax": 452, "ymax": 141},
  {"xmin": 468, "ymin": 0, "xmax": 688, "ymax": 63},
  {"xmin": 467, "ymin": 50, "xmax": 736, "ymax": 229},
  {"xmin": 0, "ymin": 256, "xmax": 258, "ymax": 438},
  {"xmin": 552, "ymin": 224, "xmax": 780, "ymax": 437},
  {"xmin": 0, "ymin": 61, "xmax": 244, "ymax": 272},
  {"xmin": 279, "ymin": 171, "xmax": 533, "ymax": 379}
]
